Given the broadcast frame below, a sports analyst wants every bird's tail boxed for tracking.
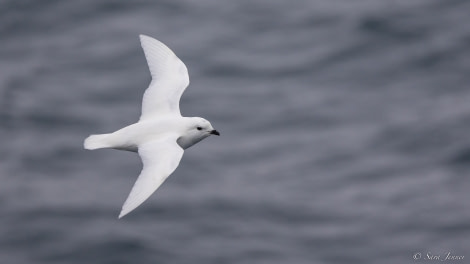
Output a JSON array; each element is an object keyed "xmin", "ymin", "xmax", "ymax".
[{"xmin": 84, "ymin": 134, "xmax": 112, "ymax": 150}]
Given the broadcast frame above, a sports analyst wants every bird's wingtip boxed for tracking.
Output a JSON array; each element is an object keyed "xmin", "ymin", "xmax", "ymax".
[
  {"xmin": 118, "ymin": 210, "xmax": 126, "ymax": 219},
  {"xmin": 139, "ymin": 34, "xmax": 150, "ymax": 41}
]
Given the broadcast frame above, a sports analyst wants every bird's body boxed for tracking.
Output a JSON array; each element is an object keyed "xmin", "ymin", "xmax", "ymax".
[
  {"xmin": 84, "ymin": 35, "xmax": 219, "ymax": 218},
  {"xmin": 85, "ymin": 116, "xmax": 212, "ymax": 152}
]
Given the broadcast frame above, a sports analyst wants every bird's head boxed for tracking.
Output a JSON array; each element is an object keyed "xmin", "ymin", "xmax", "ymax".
[
  {"xmin": 177, "ymin": 117, "xmax": 220, "ymax": 149},
  {"xmin": 192, "ymin": 117, "xmax": 220, "ymax": 136}
]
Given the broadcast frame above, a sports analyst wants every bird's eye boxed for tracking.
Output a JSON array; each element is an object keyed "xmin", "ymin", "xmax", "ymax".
[{"xmin": 197, "ymin": 126, "xmax": 202, "ymax": 130}]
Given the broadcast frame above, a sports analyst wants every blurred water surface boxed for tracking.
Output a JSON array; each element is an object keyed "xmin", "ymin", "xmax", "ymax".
[{"xmin": 1, "ymin": 0, "xmax": 470, "ymax": 263}]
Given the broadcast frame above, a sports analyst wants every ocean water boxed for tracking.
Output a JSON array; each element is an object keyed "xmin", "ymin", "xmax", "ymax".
[{"xmin": 1, "ymin": 0, "xmax": 470, "ymax": 263}]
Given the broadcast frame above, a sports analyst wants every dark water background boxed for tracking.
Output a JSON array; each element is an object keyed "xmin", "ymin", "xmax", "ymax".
[{"xmin": 1, "ymin": 1, "xmax": 470, "ymax": 263}]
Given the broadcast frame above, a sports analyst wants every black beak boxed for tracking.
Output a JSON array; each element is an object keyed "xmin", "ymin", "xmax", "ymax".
[{"xmin": 210, "ymin": 129, "xmax": 220, "ymax": 136}]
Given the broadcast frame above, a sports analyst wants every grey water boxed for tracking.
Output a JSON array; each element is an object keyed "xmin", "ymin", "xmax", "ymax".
[{"xmin": 1, "ymin": 0, "xmax": 470, "ymax": 263}]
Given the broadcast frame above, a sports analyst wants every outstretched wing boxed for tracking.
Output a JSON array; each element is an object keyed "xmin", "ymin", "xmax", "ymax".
[
  {"xmin": 118, "ymin": 135, "xmax": 184, "ymax": 218},
  {"xmin": 139, "ymin": 35, "xmax": 190, "ymax": 120}
]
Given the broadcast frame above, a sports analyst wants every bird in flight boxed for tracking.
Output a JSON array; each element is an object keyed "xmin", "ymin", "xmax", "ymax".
[{"xmin": 84, "ymin": 35, "xmax": 220, "ymax": 218}]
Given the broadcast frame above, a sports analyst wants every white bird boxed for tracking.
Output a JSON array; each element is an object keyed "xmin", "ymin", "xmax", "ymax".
[{"xmin": 84, "ymin": 35, "xmax": 220, "ymax": 218}]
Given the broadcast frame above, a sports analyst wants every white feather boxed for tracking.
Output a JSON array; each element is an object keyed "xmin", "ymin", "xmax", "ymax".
[
  {"xmin": 83, "ymin": 134, "xmax": 111, "ymax": 150},
  {"xmin": 118, "ymin": 135, "xmax": 184, "ymax": 218},
  {"xmin": 139, "ymin": 35, "xmax": 189, "ymax": 120}
]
